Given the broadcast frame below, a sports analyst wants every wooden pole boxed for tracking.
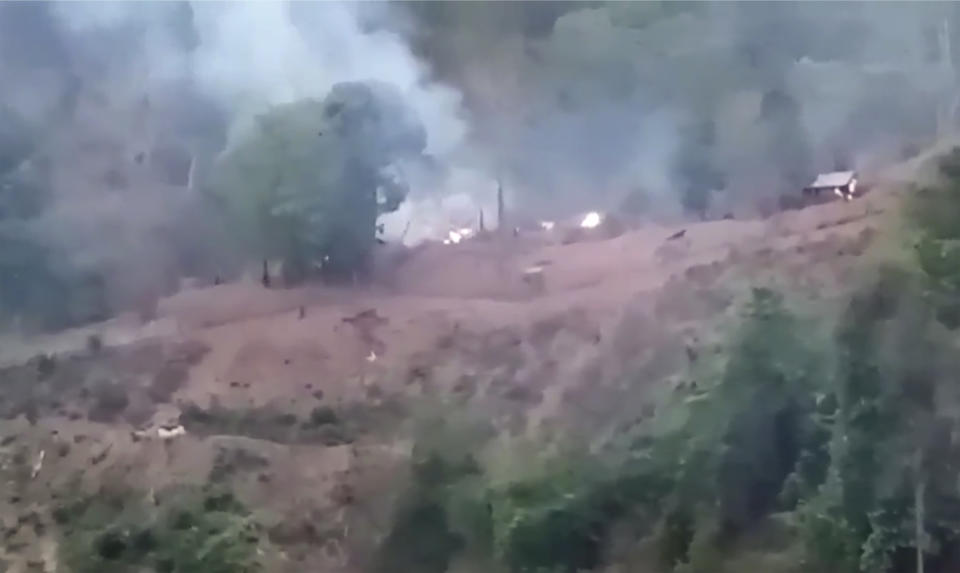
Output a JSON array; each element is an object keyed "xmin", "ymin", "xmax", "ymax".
[
  {"xmin": 915, "ymin": 449, "xmax": 926, "ymax": 573},
  {"xmin": 497, "ymin": 177, "xmax": 505, "ymax": 234}
]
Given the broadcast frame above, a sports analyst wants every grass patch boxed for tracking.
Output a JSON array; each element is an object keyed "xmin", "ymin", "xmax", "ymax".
[{"xmin": 56, "ymin": 486, "xmax": 260, "ymax": 573}]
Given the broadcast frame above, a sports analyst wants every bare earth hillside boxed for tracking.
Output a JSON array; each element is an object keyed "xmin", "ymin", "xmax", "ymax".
[{"xmin": 0, "ymin": 172, "xmax": 907, "ymax": 572}]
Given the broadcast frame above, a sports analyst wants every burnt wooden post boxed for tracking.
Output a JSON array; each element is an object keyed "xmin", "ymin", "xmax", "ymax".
[
  {"xmin": 497, "ymin": 177, "xmax": 505, "ymax": 234},
  {"xmin": 261, "ymin": 260, "xmax": 271, "ymax": 288}
]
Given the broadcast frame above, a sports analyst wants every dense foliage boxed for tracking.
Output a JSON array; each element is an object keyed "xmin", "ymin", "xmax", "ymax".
[
  {"xmin": 909, "ymin": 148, "xmax": 960, "ymax": 328},
  {"xmin": 209, "ymin": 81, "xmax": 426, "ymax": 281},
  {"xmin": 56, "ymin": 487, "xmax": 260, "ymax": 573},
  {"xmin": 0, "ymin": 77, "xmax": 425, "ymax": 328},
  {"xmin": 376, "ymin": 159, "xmax": 960, "ymax": 571}
]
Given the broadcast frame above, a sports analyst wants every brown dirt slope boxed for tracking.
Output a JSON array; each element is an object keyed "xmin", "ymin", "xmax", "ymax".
[{"xmin": 0, "ymin": 168, "xmax": 908, "ymax": 572}]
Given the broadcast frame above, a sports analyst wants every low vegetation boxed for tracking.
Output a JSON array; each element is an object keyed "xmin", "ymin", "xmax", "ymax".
[
  {"xmin": 0, "ymin": 341, "xmax": 207, "ymax": 425},
  {"xmin": 178, "ymin": 397, "xmax": 407, "ymax": 446},
  {"xmin": 55, "ymin": 486, "xmax": 261, "ymax": 573},
  {"xmin": 178, "ymin": 400, "xmax": 353, "ymax": 446},
  {"xmin": 368, "ymin": 150, "xmax": 960, "ymax": 573}
]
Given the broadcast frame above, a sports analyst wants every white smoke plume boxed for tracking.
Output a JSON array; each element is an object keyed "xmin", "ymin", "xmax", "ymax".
[{"xmin": 53, "ymin": 1, "xmax": 468, "ymax": 156}]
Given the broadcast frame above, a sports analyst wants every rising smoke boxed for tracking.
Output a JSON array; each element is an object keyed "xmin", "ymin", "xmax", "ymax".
[{"xmin": 1, "ymin": 1, "xmax": 958, "ymax": 326}]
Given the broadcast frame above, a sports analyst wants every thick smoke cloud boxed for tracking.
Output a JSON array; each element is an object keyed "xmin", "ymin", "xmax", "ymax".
[
  {"xmin": 48, "ymin": 2, "xmax": 467, "ymax": 154},
  {"xmin": 2, "ymin": 1, "xmax": 960, "ymax": 329},
  {"xmin": 6, "ymin": 2, "xmax": 960, "ymax": 219},
  {"xmin": 386, "ymin": 2, "xmax": 960, "ymax": 217},
  {"xmin": 0, "ymin": 1, "xmax": 478, "ymax": 326}
]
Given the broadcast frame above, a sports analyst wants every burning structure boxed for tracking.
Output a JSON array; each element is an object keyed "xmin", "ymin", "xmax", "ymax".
[{"xmin": 803, "ymin": 170, "xmax": 859, "ymax": 202}]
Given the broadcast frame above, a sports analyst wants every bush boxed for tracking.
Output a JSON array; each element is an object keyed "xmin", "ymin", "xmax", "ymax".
[
  {"xmin": 375, "ymin": 452, "xmax": 482, "ymax": 573},
  {"xmin": 487, "ymin": 450, "xmax": 674, "ymax": 573},
  {"xmin": 907, "ymin": 147, "xmax": 960, "ymax": 327},
  {"xmin": 376, "ymin": 500, "xmax": 464, "ymax": 573},
  {"xmin": 87, "ymin": 381, "xmax": 129, "ymax": 423},
  {"xmin": 492, "ymin": 480, "xmax": 612, "ymax": 572},
  {"xmin": 58, "ymin": 487, "xmax": 260, "ymax": 573}
]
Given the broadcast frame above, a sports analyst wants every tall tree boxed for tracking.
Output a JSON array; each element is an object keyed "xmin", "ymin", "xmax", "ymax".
[{"xmin": 210, "ymin": 81, "xmax": 426, "ymax": 281}]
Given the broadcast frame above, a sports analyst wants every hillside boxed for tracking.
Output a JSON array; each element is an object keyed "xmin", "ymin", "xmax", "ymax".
[{"xmin": 0, "ymin": 167, "xmax": 911, "ymax": 573}]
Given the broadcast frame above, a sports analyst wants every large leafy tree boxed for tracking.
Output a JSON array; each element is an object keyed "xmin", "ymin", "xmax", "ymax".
[{"xmin": 210, "ymin": 81, "xmax": 425, "ymax": 281}]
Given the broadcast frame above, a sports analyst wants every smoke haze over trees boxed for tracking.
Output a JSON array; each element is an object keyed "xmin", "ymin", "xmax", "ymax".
[{"xmin": 2, "ymin": 1, "xmax": 960, "ymax": 328}]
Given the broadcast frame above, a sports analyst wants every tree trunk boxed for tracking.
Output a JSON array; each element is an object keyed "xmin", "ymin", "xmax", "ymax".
[
  {"xmin": 186, "ymin": 155, "xmax": 197, "ymax": 191},
  {"xmin": 938, "ymin": 18, "xmax": 957, "ymax": 136},
  {"xmin": 496, "ymin": 177, "xmax": 505, "ymax": 234},
  {"xmin": 915, "ymin": 450, "xmax": 926, "ymax": 573}
]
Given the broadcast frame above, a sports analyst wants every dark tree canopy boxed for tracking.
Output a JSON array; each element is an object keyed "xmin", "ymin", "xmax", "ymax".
[{"xmin": 210, "ymin": 80, "xmax": 426, "ymax": 281}]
